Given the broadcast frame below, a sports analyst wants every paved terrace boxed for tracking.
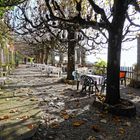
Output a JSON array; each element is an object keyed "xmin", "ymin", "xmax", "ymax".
[{"xmin": 0, "ymin": 64, "xmax": 140, "ymax": 140}]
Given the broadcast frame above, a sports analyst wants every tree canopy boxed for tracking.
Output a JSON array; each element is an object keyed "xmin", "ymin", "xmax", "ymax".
[
  {"xmin": 2, "ymin": 0, "xmax": 140, "ymax": 105},
  {"xmin": 0, "ymin": 0, "xmax": 27, "ymax": 18},
  {"xmin": 0, "ymin": 0, "xmax": 27, "ymax": 7},
  {"xmin": 44, "ymin": 0, "xmax": 140, "ymax": 105}
]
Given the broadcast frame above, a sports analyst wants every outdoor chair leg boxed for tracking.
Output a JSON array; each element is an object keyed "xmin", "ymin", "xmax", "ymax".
[
  {"xmin": 89, "ymin": 86, "xmax": 94, "ymax": 96},
  {"xmin": 80, "ymin": 85, "xmax": 86, "ymax": 93},
  {"xmin": 88, "ymin": 86, "xmax": 91, "ymax": 96},
  {"xmin": 77, "ymin": 80, "xmax": 80, "ymax": 90},
  {"xmin": 81, "ymin": 87, "xmax": 83, "ymax": 93},
  {"xmin": 95, "ymin": 82, "xmax": 99, "ymax": 93},
  {"xmin": 91, "ymin": 86, "xmax": 94, "ymax": 94},
  {"xmin": 120, "ymin": 79, "xmax": 123, "ymax": 85},
  {"xmin": 124, "ymin": 78, "xmax": 126, "ymax": 86},
  {"xmin": 100, "ymin": 85, "xmax": 105, "ymax": 94}
]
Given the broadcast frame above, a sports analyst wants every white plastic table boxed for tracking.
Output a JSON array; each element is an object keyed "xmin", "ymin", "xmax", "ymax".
[{"xmin": 86, "ymin": 74, "xmax": 103, "ymax": 85}]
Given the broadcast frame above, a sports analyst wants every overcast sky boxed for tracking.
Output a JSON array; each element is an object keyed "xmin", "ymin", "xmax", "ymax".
[{"xmin": 87, "ymin": 39, "xmax": 137, "ymax": 67}]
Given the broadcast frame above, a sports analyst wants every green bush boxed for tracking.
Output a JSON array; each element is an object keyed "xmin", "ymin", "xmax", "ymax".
[{"xmin": 93, "ymin": 60, "xmax": 107, "ymax": 75}]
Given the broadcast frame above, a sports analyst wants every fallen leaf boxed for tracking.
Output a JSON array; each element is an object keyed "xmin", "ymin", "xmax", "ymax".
[
  {"xmin": 18, "ymin": 96, "xmax": 24, "ymax": 98},
  {"xmin": 91, "ymin": 125, "xmax": 100, "ymax": 132},
  {"xmin": 30, "ymin": 98, "xmax": 38, "ymax": 101},
  {"xmin": 62, "ymin": 114, "xmax": 69, "ymax": 120},
  {"xmin": 99, "ymin": 113, "xmax": 106, "ymax": 118},
  {"xmin": 112, "ymin": 116, "xmax": 121, "ymax": 124},
  {"xmin": 97, "ymin": 95, "xmax": 105, "ymax": 102},
  {"xmin": 0, "ymin": 115, "xmax": 10, "ymax": 121},
  {"xmin": 0, "ymin": 117, "xmax": 4, "ymax": 121},
  {"xmin": 96, "ymin": 93, "xmax": 100, "ymax": 96},
  {"xmin": 69, "ymin": 113, "xmax": 76, "ymax": 118},
  {"xmin": 50, "ymin": 122, "xmax": 60, "ymax": 128},
  {"xmin": 100, "ymin": 119, "xmax": 107, "ymax": 123},
  {"xmin": 76, "ymin": 102, "xmax": 80, "ymax": 107},
  {"xmin": 20, "ymin": 115, "xmax": 30, "ymax": 120},
  {"xmin": 72, "ymin": 120, "xmax": 85, "ymax": 127},
  {"xmin": 118, "ymin": 127, "xmax": 125, "ymax": 135},
  {"xmin": 60, "ymin": 110, "xmax": 68, "ymax": 116},
  {"xmin": 27, "ymin": 124, "xmax": 34, "ymax": 130},
  {"xmin": 96, "ymin": 135, "xmax": 106, "ymax": 139},
  {"xmin": 125, "ymin": 122, "xmax": 131, "ymax": 127},
  {"xmin": 87, "ymin": 136, "xmax": 96, "ymax": 140},
  {"xmin": 76, "ymin": 99, "xmax": 80, "ymax": 102},
  {"xmin": 9, "ymin": 108, "xmax": 19, "ymax": 113},
  {"xmin": 0, "ymin": 92, "xmax": 3, "ymax": 96}
]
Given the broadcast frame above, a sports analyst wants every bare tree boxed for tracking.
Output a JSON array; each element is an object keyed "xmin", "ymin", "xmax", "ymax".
[
  {"xmin": 6, "ymin": 0, "xmax": 97, "ymax": 80},
  {"xmin": 45, "ymin": 0, "xmax": 140, "ymax": 105}
]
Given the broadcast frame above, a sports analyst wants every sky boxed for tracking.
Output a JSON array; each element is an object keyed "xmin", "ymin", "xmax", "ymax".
[
  {"xmin": 86, "ymin": 5, "xmax": 140, "ymax": 67},
  {"xmin": 87, "ymin": 39, "xmax": 137, "ymax": 67}
]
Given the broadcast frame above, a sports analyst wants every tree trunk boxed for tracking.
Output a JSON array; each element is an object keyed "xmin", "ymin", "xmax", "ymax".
[
  {"xmin": 67, "ymin": 28, "xmax": 76, "ymax": 80},
  {"xmin": 59, "ymin": 52, "xmax": 64, "ymax": 64},
  {"xmin": 105, "ymin": 0, "xmax": 127, "ymax": 105},
  {"xmin": 105, "ymin": 32, "xmax": 121, "ymax": 105},
  {"xmin": 76, "ymin": 47, "xmax": 80, "ymax": 64},
  {"xmin": 44, "ymin": 47, "xmax": 50, "ymax": 65},
  {"xmin": 36, "ymin": 53, "xmax": 39, "ymax": 63},
  {"xmin": 50, "ymin": 50, "xmax": 55, "ymax": 66},
  {"xmin": 0, "ymin": 47, "xmax": 2, "ymax": 67},
  {"xmin": 40, "ymin": 49, "xmax": 44, "ymax": 64},
  {"xmin": 81, "ymin": 47, "xmax": 86, "ymax": 66}
]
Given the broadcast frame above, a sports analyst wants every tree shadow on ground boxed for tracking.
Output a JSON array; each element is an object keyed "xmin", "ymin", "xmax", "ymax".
[
  {"xmin": 30, "ymin": 96, "xmax": 140, "ymax": 140},
  {"xmin": 0, "ymin": 108, "xmax": 42, "ymax": 140},
  {"xmin": 120, "ymin": 86, "xmax": 140, "ymax": 115},
  {"xmin": 10, "ymin": 74, "xmax": 57, "ymax": 78},
  {"xmin": 27, "ymin": 85, "xmax": 140, "ymax": 140},
  {"xmin": 1, "ymin": 84, "xmax": 140, "ymax": 140},
  {"xmin": 2, "ymin": 81, "xmax": 62, "ymax": 89}
]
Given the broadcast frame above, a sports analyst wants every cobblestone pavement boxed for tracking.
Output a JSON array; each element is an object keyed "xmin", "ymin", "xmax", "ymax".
[{"xmin": 2, "ymin": 65, "xmax": 140, "ymax": 140}]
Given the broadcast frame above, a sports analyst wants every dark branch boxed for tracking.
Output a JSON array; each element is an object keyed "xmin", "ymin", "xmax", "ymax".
[
  {"xmin": 0, "ymin": 0, "xmax": 27, "ymax": 7},
  {"xmin": 45, "ymin": 0, "xmax": 107, "ymax": 29},
  {"xmin": 88, "ymin": 0, "xmax": 110, "ymax": 26}
]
